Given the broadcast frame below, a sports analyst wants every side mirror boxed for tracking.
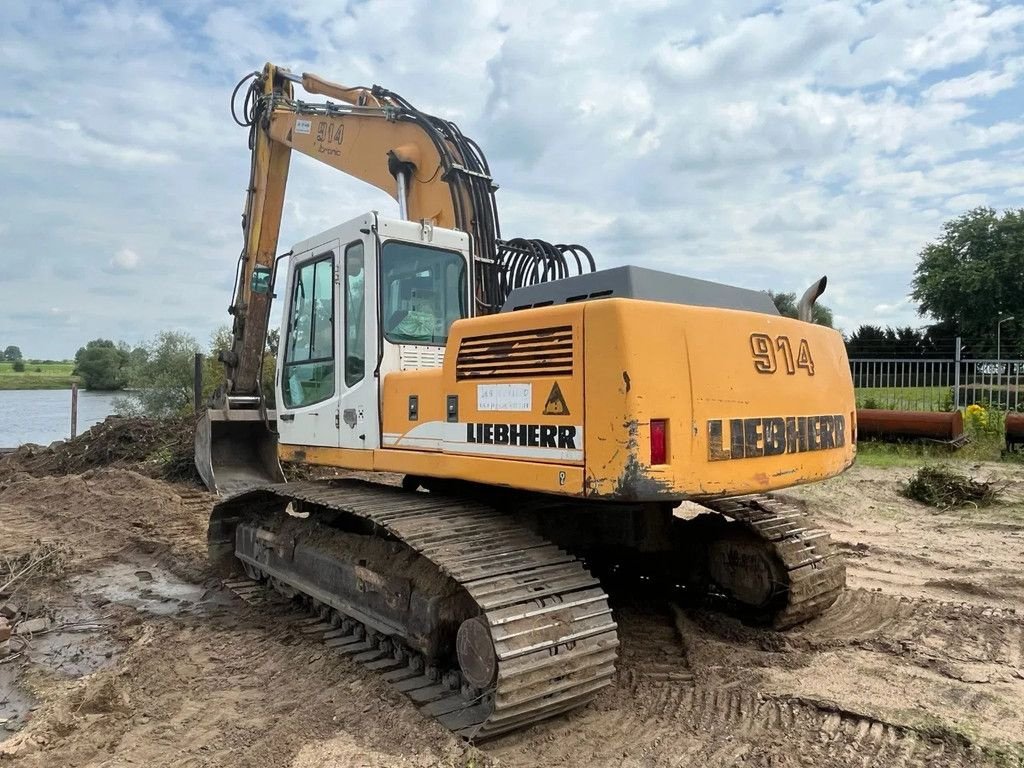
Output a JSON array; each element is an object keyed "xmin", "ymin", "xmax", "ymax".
[{"xmin": 251, "ymin": 267, "xmax": 273, "ymax": 295}]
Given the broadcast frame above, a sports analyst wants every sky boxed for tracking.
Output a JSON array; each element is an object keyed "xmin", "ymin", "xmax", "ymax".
[{"xmin": 2, "ymin": 0, "xmax": 1023, "ymax": 360}]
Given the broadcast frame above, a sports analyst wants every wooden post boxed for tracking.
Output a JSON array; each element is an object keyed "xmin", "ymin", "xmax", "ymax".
[
  {"xmin": 70, "ymin": 383, "xmax": 79, "ymax": 439},
  {"xmin": 194, "ymin": 353, "xmax": 204, "ymax": 413}
]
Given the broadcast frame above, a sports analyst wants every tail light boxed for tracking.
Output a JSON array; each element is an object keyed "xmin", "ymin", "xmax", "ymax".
[{"xmin": 650, "ymin": 419, "xmax": 668, "ymax": 465}]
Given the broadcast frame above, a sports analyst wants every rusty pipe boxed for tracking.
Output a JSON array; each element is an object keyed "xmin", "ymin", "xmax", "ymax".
[
  {"xmin": 1006, "ymin": 413, "xmax": 1024, "ymax": 437},
  {"xmin": 856, "ymin": 409, "xmax": 964, "ymax": 441}
]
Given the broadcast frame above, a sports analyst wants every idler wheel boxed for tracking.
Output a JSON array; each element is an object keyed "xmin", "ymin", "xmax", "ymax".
[{"xmin": 456, "ymin": 616, "xmax": 497, "ymax": 689}]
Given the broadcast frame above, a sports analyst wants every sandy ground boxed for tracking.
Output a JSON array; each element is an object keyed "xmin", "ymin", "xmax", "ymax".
[{"xmin": 0, "ymin": 462, "xmax": 1022, "ymax": 767}]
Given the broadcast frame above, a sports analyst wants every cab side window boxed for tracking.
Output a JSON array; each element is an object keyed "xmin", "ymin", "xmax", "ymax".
[
  {"xmin": 283, "ymin": 253, "xmax": 335, "ymax": 408},
  {"xmin": 344, "ymin": 241, "xmax": 365, "ymax": 386}
]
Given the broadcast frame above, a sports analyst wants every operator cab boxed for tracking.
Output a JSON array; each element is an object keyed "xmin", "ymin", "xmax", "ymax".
[{"xmin": 276, "ymin": 212, "xmax": 471, "ymax": 451}]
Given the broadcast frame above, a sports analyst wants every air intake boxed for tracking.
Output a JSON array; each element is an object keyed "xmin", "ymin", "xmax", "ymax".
[{"xmin": 456, "ymin": 326, "xmax": 574, "ymax": 381}]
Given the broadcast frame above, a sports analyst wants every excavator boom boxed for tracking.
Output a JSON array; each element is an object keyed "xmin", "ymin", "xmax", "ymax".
[
  {"xmin": 199, "ymin": 63, "xmax": 592, "ymax": 494},
  {"xmin": 220, "ymin": 63, "xmax": 491, "ymax": 401}
]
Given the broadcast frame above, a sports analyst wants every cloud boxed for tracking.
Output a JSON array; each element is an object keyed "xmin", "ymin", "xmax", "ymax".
[
  {"xmin": 109, "ymin": 248, "xmax": 141, "ymax": 272},
  {"xmin": 2, "ymin": 0, "xmax": 1023, "ymax": 358},
  {"xmin": 924, "ymin": 60, "xmax": 1022, "ymax": 101}
]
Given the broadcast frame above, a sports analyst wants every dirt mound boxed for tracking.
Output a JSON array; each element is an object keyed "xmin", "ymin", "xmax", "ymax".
[
  {"xmin": 0, "ymin": 469, "xmax": 213, "ymax": 582},
  {"xmin": 0, "ymin": 416, "xmax": 199, "ymax": 485}
]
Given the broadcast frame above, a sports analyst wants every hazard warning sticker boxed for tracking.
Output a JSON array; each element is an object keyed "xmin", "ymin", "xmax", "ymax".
[{"xmin": 542, "ymin": 382, "xmax": 570, "ymax": 416}]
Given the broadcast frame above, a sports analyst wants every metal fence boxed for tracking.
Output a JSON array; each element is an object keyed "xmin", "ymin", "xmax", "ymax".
[{"xmin": 849, "ymin": 358, "xmax": 1024, "ymax": 412}]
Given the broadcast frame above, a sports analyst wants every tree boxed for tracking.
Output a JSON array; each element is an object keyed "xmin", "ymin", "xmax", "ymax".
[
  {"xmin": 118, "ymin": 331, "xmax": 202, "ymax": 417},
  {"xmin": 767, "ymin": 291, "xmax": 834, "ymax": 327},
  {"xmin": 845, "ymin": 325, "xmax": 888, "ymax": 358},
  {"xmin": 912, "ymin": 207, "xmax": 1024, "ymax": 358},
  {"xmin": 203, "ymin": 326, "xmax": 278, "ymax": 408},
  {"xmin": 74, "ymin": 339, "xmax": 129, "ymax": 390},
  {"xmin": 3, "ymin": 345, "xmax": 22, "ymax": 361}
]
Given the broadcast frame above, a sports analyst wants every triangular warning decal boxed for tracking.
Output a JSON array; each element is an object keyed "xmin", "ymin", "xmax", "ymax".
[{"xmin": 543, "ymin": 382, "xmax": 570, "ymax": 416}]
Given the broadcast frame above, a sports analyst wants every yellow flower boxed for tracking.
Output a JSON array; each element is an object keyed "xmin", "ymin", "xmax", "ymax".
[{"xmin": 966, "ymin": 403, "xmax": 988, "ymax": 426}]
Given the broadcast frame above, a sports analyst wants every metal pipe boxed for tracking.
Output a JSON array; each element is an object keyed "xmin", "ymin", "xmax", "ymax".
[
  {"xmin": 954, "ymin": 336, "xmax": 962, "ymax": 409},
  {"xmin": 396, "ymin": 170, "xmax": 409, "ymax": 220},
  {"xmin": 857, "ymin": 409, "xmax": 964, "ymax": 441},
  {"xmin": 194, "ymin": 353, "xmax": 204, "ymax": 414},
  {"xmin": 798, "ymin": 276, "xmax": 827, "ymax": 322},
  {"xmin": 998, "ymin": 314, "xmax": 1014, "ymax": 370},
  {"xmin": 70, "ymin": 383, "xmax": 78, "ymax": 439},
  {"xmin": 1006, "ymin": 413, "xmax": 1024, "ymax": 451}
]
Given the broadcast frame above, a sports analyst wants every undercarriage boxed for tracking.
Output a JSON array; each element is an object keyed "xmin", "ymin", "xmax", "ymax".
[{"xmin": 208, "ymin": 478, "xmax": 845, "ymax": 739}]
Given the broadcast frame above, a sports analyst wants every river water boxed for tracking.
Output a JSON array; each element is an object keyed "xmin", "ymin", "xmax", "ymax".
[{"xmin": 0, "ymin": 390, "xmax": 120, "ymax": 448}]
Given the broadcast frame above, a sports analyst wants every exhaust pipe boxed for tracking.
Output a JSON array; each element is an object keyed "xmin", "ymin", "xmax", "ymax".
[{"xmin": 798, "ymin": 276, "xmax": 828, "ymax": 323}]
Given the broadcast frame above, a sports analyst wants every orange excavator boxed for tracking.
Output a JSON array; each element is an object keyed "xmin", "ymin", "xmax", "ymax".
[{"xmin": 197, "ymin": 63, "xmax": 856, "ymax": 739}]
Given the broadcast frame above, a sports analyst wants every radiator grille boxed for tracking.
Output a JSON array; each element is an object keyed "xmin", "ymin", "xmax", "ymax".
[{"xmin": 456, "ymin": 325, "xmax": 574, "ymax": 380}]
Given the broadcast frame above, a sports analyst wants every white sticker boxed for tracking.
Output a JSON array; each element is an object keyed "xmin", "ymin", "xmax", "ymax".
[
  {"xmin": 295, "ymin": 119, "xmax": 312, "ymax": 135},
  {"xmin": 477, "ymin": 383, "xmax": 532, "ymax": 412}
]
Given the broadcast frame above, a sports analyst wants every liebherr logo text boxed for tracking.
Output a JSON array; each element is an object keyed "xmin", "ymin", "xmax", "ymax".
[
  {"xmin": 707, "ymin": 414, "xmax": 846, "ymax": 461},
  {"xmin": 466, "ymin": 423, "xmax": 578, "ymax": 450}
]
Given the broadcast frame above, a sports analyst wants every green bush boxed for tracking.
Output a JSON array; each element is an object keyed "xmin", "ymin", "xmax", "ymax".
[{"xmin": 12, "ymin": 360, "xmax": 25, "ymax": 372}]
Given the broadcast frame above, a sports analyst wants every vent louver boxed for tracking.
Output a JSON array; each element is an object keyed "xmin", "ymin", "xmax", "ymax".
[{"xmin": 456, "ymin": 325, "xmax": 574, "ymax": 381}]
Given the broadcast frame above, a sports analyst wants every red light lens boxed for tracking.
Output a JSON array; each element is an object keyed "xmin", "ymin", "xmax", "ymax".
[{"xmin": 650, "ymin": 419, "xmax": 667, "ymax": 465}]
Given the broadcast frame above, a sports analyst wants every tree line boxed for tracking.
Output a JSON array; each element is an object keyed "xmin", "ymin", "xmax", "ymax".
[
  {"xmin": 74, "ymin": 330, "xmax": 277, "ymax": 418},
  {"xmin": 768, "ymin": 207, "xmax": 1022, "ymax": 360}
]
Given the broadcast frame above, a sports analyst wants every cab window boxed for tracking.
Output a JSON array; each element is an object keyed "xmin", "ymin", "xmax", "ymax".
[
  {"xmin": 283, "ymin": 253, "xmax": 335, "ymax": 408},
  {"xmin": 380, "ymin": 241, "xmax": 467, "ymax": 346},
  {"xmin": 344, "ymin": 241, "xmax": 365, "ymax": 386}
]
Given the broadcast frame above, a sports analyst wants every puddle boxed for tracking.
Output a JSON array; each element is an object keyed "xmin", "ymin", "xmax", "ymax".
[
  {"xmin": 73, "ymin": 563, "xmax": 226, "ymax": 616},
  {"xmin": 2, "ymin": 562, "xmax": 230, "ymax": 738},
  {"xmin": 1, "ymin": 606, "xmax": 118, "ymax": 737},
  {"xmin": 0, "ymin": 666, "xmax": 36, "ymax": 735}
]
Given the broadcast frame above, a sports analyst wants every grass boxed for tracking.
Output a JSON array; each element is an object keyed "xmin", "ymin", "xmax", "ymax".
[
  {"xmin": 0, "ymin": 361, "xmax": 77, "ymax": 390},
  {"xmin": 856, "ymin": 432, "xmax": 1017, "ymax": 468},
  {"xmin": 855, "ymin": 385, "xmax": 950, "ymax": 411},
  {"xmin": 856, "ymin": 441, "xmax": 961, "ymax": 468}
]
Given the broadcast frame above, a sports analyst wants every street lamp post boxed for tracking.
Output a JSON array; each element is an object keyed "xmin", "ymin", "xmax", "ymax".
[{"xmin": 997, "ymin": 314, "xmax": 1015, "ymax": 371}]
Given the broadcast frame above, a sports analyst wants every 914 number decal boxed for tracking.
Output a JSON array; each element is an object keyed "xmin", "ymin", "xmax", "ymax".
[{"xmin": 750, "ymin": 334, "xmax": 814, "ymax": 375}]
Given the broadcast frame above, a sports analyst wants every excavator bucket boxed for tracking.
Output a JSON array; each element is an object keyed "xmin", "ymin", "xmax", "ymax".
[{"xmin": 194, "ymin": 409, "xmax": 285, "ymax": 496}]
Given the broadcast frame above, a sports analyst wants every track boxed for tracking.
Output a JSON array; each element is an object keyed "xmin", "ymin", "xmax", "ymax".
[
  {"xmin": 209, "ymin": 479, "xmax": 619, "ymax": 740},
  {"xmin": 698, "ymin": 493, "xmax": 847, "ymax": 627}
]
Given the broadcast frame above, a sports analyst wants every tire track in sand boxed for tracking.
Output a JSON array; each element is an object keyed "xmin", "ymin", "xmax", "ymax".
[{"xmin": 548, "ymin": 604, "xmax": 996, "ymax": 768}]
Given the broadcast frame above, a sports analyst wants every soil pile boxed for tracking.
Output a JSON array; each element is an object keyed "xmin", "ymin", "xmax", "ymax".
[
  {"xmin": 0, "ymin": 469, "xmax": 213, "ymax": 581},
  {"xmin": 0, "ymin": 416, "xmax": 198, "ymax": 484}
]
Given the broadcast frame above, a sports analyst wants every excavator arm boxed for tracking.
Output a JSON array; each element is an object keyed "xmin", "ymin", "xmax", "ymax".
[
  {"xmin": 199, "ymin": 62, "xmax": 593, "ymax": 494},
  {"xmin": 221, "ymin": 62, "xmax": 486, "ymax": 399}
]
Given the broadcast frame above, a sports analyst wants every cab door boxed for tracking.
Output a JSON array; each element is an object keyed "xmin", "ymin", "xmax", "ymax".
[
  {"xmin": 276, "ymin": 214, "xmax": 380, "ymax": 453},
  {"xmin": 337, "ymin": 228, "xmax": 381, "ymax": 451},
  {"xmin": 276, "ymin": 241, "xmax": 342, "ymax": 448}
]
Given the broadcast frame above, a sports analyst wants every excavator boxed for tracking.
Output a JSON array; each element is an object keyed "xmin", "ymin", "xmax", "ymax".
[{"xmin": 197, "ymin": 63, "xmax": 857, "ymax": 740}]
